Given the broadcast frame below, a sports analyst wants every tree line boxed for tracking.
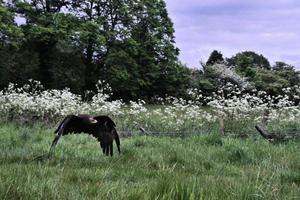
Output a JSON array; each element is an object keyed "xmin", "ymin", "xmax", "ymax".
[
  {"xmin": 0, "ymin": 0, "xmax": 190, "ymax": 100},
  {"xmin": 198, "ymin": 50, "xmax": 300, "ymax": 98},
  {"xmin": 1, "ymin": 1, "xmax": 299, "ymax": 101}
]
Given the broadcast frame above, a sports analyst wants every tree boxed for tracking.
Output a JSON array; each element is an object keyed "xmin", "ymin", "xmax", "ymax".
[
  {"xmin": 206, "ymin": 50, "xmax": 224, "ymax": 66},
  {"xmin": 190, "ymin": 68, "xmax": 217, "ymax": 96},
  {"xmin": 125, "ymin": 0, "xmax": 182, "ymax": 99},
  {"xmin": 0, "ymin": 1, "xmax": 23, "ymax": 47},
  {"xmin": 13, "ymin": 0, "xmax": 81, "ymax": 88},
  {"xmin": 104, "ymin": 39, "xmax": 140, "ymax": 100},
  {"xmin": 59, "ymin": 0, "xmax": 183, "ymax": 99},
  {"xmin": 273, "ymin": 61, "xmax": 300, "ymax": 86},
  {"xmin": 1, "ymin": 0, "xmax": 191, "ymax": 100},
  {"xmin": 253, "ymin": 69, "xmax": 289, "ymax": 95},
  {"xmin": 273, "ymin": 61, "xmax": 294, "ymax": 71},
  {"xmin": 227, "ymin": 51, "xmax": 271, "ymax": 73},
  {"xmin": 0, "ymin": 1, "xmax": 29, "ymax": 87},
  {"xmin": 48, "ymin": 41, "xmax": 86, "ymax": 93}
]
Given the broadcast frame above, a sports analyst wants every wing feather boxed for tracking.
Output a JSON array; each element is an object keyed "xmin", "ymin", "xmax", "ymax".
[
  {"xmin": 94, "ymin": 116, "xmax": 121, "ymax": 156},
  {"xmin": 49, "ymin": 115, "xmax": 84, "ymax": 154}
]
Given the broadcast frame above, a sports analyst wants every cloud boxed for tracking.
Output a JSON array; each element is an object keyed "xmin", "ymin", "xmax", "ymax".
[{"xmin": 165, "ymin": 0, "xmax": 300, "ymax": 69}]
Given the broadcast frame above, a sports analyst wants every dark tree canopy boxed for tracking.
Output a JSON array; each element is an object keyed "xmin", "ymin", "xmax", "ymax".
[
  {"xmin": 206, "ymin": 50, "xmax": 224, "ymax": 66},
  {"xmin": 0, "ymin": 1, "xmax": 26, "ymax": 87},
  {"xmin": 227, "ymin": 51, "xmax": 271, "ymax": 70},
  {"xmin": 272, "ymin": 62, "xmax": 300, "ymax": 87},
  {"xmin": 0, "ymin": 0, "xmax": 187, "ymax": 100},
  {"xmin": 273, "ymin": 61, "xmax": 294, "ymax": 71}
]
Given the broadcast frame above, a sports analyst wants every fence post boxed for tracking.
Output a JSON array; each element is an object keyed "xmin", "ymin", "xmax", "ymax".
[{"xmin": 219, "ymin": 117, "xmax": 225, "ymax": 135}]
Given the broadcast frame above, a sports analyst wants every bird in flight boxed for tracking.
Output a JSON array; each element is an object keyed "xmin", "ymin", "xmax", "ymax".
[{"xmin": 49, "ymin": 114, "xmax": 120, "ymax": 156}]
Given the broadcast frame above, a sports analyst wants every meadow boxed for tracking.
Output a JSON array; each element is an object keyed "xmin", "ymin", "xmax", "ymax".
[
  {"xmin": 0, "ymin": 81, "xmax": 300, "ymax": 199},
  {"xmin": 0, "ymin": 123, "xmax": 299, "ymax": 200}
]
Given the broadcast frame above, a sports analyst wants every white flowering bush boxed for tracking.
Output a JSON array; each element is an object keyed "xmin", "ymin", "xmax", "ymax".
[
  {"xmin": 0, "ymin": 80, "xmax": 299, "ymax": 136},
  {"xmin": 208, "ymin": 63, "xmax": 254, "ymax": 90}
]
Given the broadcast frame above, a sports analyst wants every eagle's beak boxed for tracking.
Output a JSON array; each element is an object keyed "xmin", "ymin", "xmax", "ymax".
[{"xmin": 90, "ymin": 118, "xmax": 98, "ymax": 124}]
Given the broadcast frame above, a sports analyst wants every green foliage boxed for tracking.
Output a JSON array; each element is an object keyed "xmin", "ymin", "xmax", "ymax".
[
  {"xmin": 0, "ymin": 124, "xmax": 300, "ymax": 199},
  {"xmin": 0, "ymin": 3, "xmax": 23, "ymax": 47},
  {"xmin": 206, "ymin": 50, "xmax": 224, "ymax": 66},
  {"xmin": 253, "ymin": 69, "xmax": 289, "ymax": 95},
  {"xmin": 154, "ymin": 63, "xmax": 192, "ymax": 98},
  {"xmin": 227, "ymin": 51, "xmax": 271, "ymax": 72},
  {"xmin": 273, "ymin": 61, "xmax": 294, "ymax": 71},
  {"xmin": 196, "ymin": 50, "xmax": 299, "ymax": 97},
  {"xmin": 0, "ymin": 0, "xmax": 185, "ymax": 100},
  {"xmin": 191, "ymin": 68, "xmax": 218, "ymax": 96},
  {"xmin": 105, "ymin": 43, "xmax": 140, "ymax": 100},
  {"xmin": 0, "ymin": 2, "xmax": 25, "ymax": 87},
  {"xmin": 272, "ymin": 62, "xmax": 300, "ymax": 87},
  {"xmin": 48, "ymin": 45, "xmax": 86, "ymax": 93}
]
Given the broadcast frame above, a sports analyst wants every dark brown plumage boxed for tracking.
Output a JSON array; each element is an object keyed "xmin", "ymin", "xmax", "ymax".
[{"xmin": 49, "ymin": 114, "xmax": 120, "ymax": 156}]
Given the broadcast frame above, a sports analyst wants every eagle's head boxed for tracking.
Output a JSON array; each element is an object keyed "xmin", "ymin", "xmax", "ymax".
[
  {"xmin": 78, "ymin": 114, "xmax": 98, "ymax": 124},
  {"xmin": 89, "ymin": 117, "xmax": 98, "ymax": 124}
]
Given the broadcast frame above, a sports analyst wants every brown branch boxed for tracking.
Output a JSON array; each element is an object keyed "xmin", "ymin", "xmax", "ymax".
[
  {"xmin": 255, "ymin": 124, "xmax": 275, "ymax": 140},
  {"xmin": 255, "ymin": 109, "xmax": 286, "ymax": 142}
]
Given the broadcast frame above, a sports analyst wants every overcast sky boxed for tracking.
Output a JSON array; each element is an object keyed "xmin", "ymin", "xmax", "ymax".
[{"xmin": 165, "ymin": 0, "xmax": 300, "ymax": 69}]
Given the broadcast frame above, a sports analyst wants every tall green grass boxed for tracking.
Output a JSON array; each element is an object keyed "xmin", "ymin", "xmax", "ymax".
[{"xmin": 0, "ymin": 123, "xmax": 299, "ymax": 199}]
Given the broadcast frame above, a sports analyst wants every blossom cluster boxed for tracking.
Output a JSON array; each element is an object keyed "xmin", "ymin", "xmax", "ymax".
[{"xmin": 0, "ymin": 80, "xmax": 299, "ymax": 135}]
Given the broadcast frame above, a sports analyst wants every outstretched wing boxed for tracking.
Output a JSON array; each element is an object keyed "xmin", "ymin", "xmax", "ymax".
[
  {"xmin": 94, "ymin": 116, "xmax": 121, "ymax": 156},
  {"xmin": 49, "ymin": 115, "xmax": 86, "ymax": 154}
]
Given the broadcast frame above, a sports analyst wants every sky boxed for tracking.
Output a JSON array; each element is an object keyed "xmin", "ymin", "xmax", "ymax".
[{"xmin": 165, "ymin": 0, "xmax": 300, "ymax": 69}]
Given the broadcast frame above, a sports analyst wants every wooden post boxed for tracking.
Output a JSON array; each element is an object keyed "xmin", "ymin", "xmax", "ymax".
[{"xmin": 219, "ymin": 117, "xmax": 225, "ymax": 135}]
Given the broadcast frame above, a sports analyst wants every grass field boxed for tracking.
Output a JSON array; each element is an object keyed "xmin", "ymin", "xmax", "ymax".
[{"xmin": 0, "ymin": 123, "xmax": 299, "ymax": 199}]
